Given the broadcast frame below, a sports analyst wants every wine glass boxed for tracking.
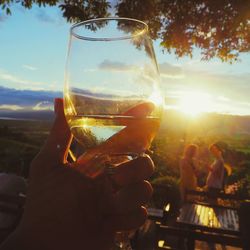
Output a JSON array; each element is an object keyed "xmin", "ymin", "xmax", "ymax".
[{"xmin": 64, "ymin": 17, "xmax": 162, "ymax": 248}]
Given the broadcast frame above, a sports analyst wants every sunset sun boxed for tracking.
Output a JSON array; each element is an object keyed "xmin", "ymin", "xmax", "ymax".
[{"xmin": 178, "ymin": 92, "xmax": 212, "ymax": 116}]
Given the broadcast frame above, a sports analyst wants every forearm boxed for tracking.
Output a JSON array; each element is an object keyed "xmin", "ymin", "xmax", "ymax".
[
  {"xmin": 0, "ymin": 230, "xmax": 79, "ymax": 250},
  {"xmin": 0, "ymin": 223, "xmax": 114, "ymax": 250},
  {"xmin": 0, "ymin": 227, "xmax": 34, "ymax": 250}
]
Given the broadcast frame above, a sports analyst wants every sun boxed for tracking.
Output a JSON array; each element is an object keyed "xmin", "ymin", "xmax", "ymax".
[
  {"xmin": 178, "ymin": 91, "xmax": 212, "ymax": 116},
  {"xmin": 148, "ymin": 90, "xmax": 164, "ymax": 106}
]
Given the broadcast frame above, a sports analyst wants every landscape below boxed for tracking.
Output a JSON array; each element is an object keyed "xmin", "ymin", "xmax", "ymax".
[{"xmin": 1, "ymin": 107, "xmax": 250, "ymax": 205}]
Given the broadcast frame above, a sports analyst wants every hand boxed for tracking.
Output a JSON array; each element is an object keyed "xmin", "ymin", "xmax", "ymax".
[
  {"xmin": 1, "ymin": 98, "xmax": 154, "ymax": 250},
  {"xmin": 77, "ymin": 102, "xmax": 159, "ymax": 177}
]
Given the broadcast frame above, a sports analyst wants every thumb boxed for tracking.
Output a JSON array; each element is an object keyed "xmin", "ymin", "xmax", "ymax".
[{"xmin": 39, "ymin": 98, "xmax": 72, "ymax": 164}]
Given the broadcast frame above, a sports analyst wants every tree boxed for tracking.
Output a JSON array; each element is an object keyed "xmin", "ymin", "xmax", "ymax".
[
  {"xmin": 1, "ymin": 0, "xmax": 250, "ymax": 62},
  {"xmin": 1, "ymin": 0, "xmax": 111, "ymax": 21},
  {"xmin": 116, "ymin": 0, "xmax": 250, "ymax": 62}
]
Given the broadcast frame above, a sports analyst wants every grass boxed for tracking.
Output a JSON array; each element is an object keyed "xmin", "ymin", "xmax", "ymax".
[
  {"xmin": 0, "ymin": 119, "xmax": 51, "ymax": 176},
  {"xmin": 0, "ymin": 137, "xmax": 40, "ymax": 150}
]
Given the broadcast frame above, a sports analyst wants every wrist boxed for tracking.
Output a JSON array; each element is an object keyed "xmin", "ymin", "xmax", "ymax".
[
  {"xmin": 0, "ymin": 226, "xmax": 35, "ymax": 250},
  {"xmin": 2, "ymin": 219, "xmax": 114, "ymax": 250}
]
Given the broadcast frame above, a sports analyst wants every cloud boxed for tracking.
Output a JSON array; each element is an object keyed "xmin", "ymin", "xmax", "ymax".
[
  {"xmin": 159, "ymin": 62, "xmax": 184, "ymax": 78},
  {"xmin": 161, "ymin": 66, "xmax": 250, "ymax": 115},
  {"xmin": 218, "ymin": 96, "xmax": 230, "ymax": 102},
  {"xmin": 98, "ymin": 60, "xmax": 137, "ymax": 72},
  {"xmin": 0, "ymin": 72, "xmax": 29, "ymax": 84},
  {"xmin": 0, "ymin": 104, "xmax": 23, "ymax": 111},
  {"xmin": 0, "ymin": 70, "xmax": 47, "ymax": 87},
  {"xmin": 0, "ymin": 85, "xmax": 61, "ymax": 107},
  {"xmin": 35, "ymin": 9, "xmax": 56, "ymax": 23},
  {"xmin": 183, "ymin": 70, "xmax": 250, "ymax": 101},
  {"xmin": 161, "ymin": 64, "xmax": 250, "ymax": 102},
  {"xmin": 33, "ymin": 101, "xmax": 53, "ymax": 111},
  {"xmin": 98, "ymin": 60, "xmax": 160, "ymax": 83},
  {"xmin": 22, "ymin": 64, "xmax": 37, "ymax": 71}
]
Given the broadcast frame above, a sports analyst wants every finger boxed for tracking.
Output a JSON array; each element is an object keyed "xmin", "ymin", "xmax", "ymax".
[
  {"xmin": 111, "ymin": 155, "xmax": 154, "ymax": 187},
  {"xmin": 77, "ymin": 118, "xmax": 159, "ymax": 168},
  {"xmin": 76, "ymin": 102, "xmax": 158, "ymax": 174},
  {"xmin": 112, "ymin": 181, "xmax": 153, "ymax": 214},
  {"xmin": 109, "ymin": 206, "xmax": 148, "ymax": 231},
  {"xmin": 123, "ymin": 102, "xmax": 155, "ymax": 117},
  {"xmin": 40, "ymin": 98, "xmax": 72, "ymax": 164}
]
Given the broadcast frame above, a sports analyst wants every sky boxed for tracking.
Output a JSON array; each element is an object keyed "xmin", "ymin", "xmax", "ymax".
[{"xmin": 0, "ymin": 4, "xmax": 250, "ymax": 115}]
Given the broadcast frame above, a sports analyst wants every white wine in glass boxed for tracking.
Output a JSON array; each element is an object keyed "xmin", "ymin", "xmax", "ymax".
[{"xmin": 64, "ymin": 17, "xmax": 162, "ymax": 176}]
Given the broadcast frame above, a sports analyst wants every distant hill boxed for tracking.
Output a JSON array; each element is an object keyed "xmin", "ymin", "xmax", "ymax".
[
  {"xmin": 0, "ymin": 85, "xmax": 61, "ymax": 120},
  {"xmin": 161, "ymin": 110, "xmax": 250, "ymax": 136},
  {"xmin": 0, "ymin": 86, "xmax": 61, "ymax": 107},
  {"xmin": 1, "ymin": 85, "xmax": 250, "ymax": 131},
  {"xmin": 0, "ymin": 110, "xmax": 54, "ymax": 121}
]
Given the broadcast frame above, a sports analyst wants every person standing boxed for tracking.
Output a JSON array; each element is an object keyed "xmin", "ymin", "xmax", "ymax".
[
  {"xmin": 206, "ymin": 143, "xmax": 225, "ymax": 195},
  {"xmin": 179, "ymin": 144, "xmax": 199, "ymax": 201}
]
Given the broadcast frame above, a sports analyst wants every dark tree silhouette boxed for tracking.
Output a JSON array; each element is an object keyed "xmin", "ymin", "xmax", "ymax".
[
  {"xmin": 60, "ymin": 0, "xmax": 111, "ymax": 22},
  {"xmin": 1, "ymin": 0, "xmax": 250, "ymax": 62},
  {"xmin": 116, "ymin": 0, "xmax": 250, "ymax": 62}
]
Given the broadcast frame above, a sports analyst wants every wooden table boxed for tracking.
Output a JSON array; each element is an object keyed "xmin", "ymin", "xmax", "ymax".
[
  {"xmin": 155, "ymin": 202, "xmax": 243, "ymax": 249},
  {"xmin": 173, "ymin": 202, "xmax": 241, "ymax": 249},
  {"xmin": 177, "ymin": 203, "xmax": 239, "ymax": 233},
  {"xmin": 155, "ymin": 188, "xmax": 249, "ymax": 249}
]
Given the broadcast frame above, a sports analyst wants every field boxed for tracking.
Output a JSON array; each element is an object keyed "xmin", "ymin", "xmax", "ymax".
[
  {"xmin": 0, "ymin": 119, "xmax": 52, "ymax": 177},
  {"xmin": 1, "ymin": 110, "xmax": 250, "ymax": 198}
]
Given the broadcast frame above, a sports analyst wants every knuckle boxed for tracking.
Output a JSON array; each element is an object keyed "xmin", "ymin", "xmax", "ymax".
[
  {"xmin": 142, "ymin": 181, "xmax": 153, "ymax": 199},
  {"xmin": 137, "ymin": 155, "xmax": 154, "ymax": 178},
  {"xmin": 135, "ymin": 181, "xmax": 153, "ymax": 202}
]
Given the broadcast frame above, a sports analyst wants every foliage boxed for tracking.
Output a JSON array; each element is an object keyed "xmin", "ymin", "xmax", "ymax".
[
  {"xmin": 227, "ymin": 161, "xmax": 250, "ymax": 184},
  {"xmin": 151, "ymin": 175, "xmax": 181, "ymax": 211},
  {"xmin": 226, "ymin": 161, "xmax": 250, "ymax": 197},
  {"xmin": 0, "ymin": 120, "xmax": 51, "ymax": 177},
  {"xmin": 1, "ymin": 0, "xmax": 249, "ymax": 62},
  {"xmin": 0, "ymin": 0, "xmax": 57, "ymax": 14},
  {"xmin": 151, "ymin": 175, "xmax": 180, "ymax": 189},
  {"xmin": 2, "ymin": 111, "xmax": 250, "ymax": 200},
  {"xmin": 60, "ymin": 0, "xmax": 111, "ymax": 22}
]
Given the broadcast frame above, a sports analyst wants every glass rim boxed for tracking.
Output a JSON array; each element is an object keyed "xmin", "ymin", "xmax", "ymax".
[{"xmin": 70, "ymin": 17, "xmax": 148, "ymax": 41}]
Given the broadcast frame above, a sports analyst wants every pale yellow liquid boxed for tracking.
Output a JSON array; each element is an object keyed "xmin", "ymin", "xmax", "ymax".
[
  {"xmin": 67, "ymin": 115, "xmax": 160, "ymax": 154},
  {"xmin": 65, "ymin": 91, "xmax": 161, "ymax": 176},
  {"xmin": 67, "ymin": 115, "xmax": 160, "ymax": 178}
]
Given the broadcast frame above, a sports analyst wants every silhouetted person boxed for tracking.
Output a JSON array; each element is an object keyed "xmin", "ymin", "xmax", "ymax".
[
  {"xmin": 179, "ymin": 144, "xmax": 199, "ymax": 202},
  {"xmin": 206, "ymin": 143, "xmax": 225, "ymax": 196}
]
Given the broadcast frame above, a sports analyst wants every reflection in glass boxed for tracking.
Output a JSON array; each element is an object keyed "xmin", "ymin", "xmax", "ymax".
[{"xmin": 64, "ymin": 18, "xmax": 162, "ymax": 175}]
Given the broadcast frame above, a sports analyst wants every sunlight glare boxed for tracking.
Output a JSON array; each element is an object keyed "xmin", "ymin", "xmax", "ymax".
[
  {"xmin": 148, "ymin": 90, "xmax": 163, "ymax": 106},
  {"xmin": 178, "ymin": 92, "xmax": 212, "ymax": 116}
]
